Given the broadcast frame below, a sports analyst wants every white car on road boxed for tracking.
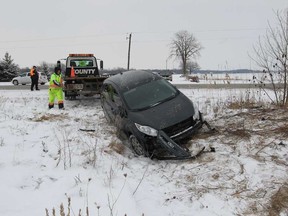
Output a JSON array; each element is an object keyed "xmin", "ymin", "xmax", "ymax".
[{"xmin": 11, "ymin": 72, "xmax": 48, "ymax": 85}]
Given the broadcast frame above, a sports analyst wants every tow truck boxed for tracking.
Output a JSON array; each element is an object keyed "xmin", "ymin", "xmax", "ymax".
[{"xmin": 57, "ymin": 54, "xmax": 107, "ymax": 99}]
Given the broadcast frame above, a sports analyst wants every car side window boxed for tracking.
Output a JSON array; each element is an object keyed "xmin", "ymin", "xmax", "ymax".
[
  {"xmin": 108, "ymin": 85, "xmax": 120, "ymax": 102},
  {"xmin": 102, "ymin": 84, "xmax": 113, "ymax": 100},
  {"xmin": 102, "ymin": 84, "xmax": 120, "ymax": 103}
]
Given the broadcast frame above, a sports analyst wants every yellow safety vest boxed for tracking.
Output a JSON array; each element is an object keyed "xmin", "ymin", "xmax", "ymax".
[{"xmin": 49, "ymin": 73, "xmax": 63, "ymax": 89}]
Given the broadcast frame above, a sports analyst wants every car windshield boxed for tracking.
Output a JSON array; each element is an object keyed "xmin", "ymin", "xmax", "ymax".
[{"xmin": 123, "ymin": 79, "xmax": 179, "ymax": 111}]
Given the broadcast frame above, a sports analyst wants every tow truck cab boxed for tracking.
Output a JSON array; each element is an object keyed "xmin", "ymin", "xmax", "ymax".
[
  {"xmin": 65, "ymin": 54, "xmax": 103, "ymax": 77},
  {"xmin": 62, "ymin": 54, "xmax": 106, "ymax": 99}
]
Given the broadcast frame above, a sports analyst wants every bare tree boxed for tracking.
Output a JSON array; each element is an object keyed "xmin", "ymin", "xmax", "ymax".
[
  {"xmin": 186, "ymin": 61, "xmax": 200, "ymax": 74},
  {"xmin": 170, "ymin": 30, "xmax": 203, "ymax": 75},
  {"xmin": 250, "ymin": 9, "xmax": 288, "ymax": 106},
  {"xmin": 39, "ymin": 61, "xmax": 50, "ymax": 76}
]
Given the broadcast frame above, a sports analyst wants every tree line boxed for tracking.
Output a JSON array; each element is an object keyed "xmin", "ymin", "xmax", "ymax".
[{"xmin": 0, "ymin": 52, "xmax": 62, "ymax": 81}]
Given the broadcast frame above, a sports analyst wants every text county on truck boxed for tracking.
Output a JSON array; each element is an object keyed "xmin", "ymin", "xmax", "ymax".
[{"xmin": 58, "ymin": 54, "xmax": 107, "ymax": 100}]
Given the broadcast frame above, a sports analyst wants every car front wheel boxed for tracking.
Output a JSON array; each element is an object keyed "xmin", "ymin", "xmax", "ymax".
[
  {"xmin": 129, "ymin": 134, "xmax": 146, "ymax": 156},
  {"xmin": 12, "ymin": 80, "xmax": 19, "ymax": 85}
]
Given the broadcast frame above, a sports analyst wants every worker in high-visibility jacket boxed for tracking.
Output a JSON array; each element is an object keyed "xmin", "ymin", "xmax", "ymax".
[
  {"xmin": 48, "ymin": 67, "xmax": 64, "ymax": 109},
  {"xmin": 30, "ymin": 65, "xmax": 39, "ymax": 91}
]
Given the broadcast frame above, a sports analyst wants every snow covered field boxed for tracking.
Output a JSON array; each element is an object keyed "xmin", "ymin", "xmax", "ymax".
[
  {"xmin": 0, "ymin": 81, "xmax": 288, "ymax": 216},
  {"xmin": 172, "ymin": 72, "xmax": 268, "ymax": 85}
]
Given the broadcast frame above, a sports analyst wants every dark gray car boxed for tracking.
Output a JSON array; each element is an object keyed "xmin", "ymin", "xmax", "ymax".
[{"xmin": 100, "ymin": 70, "xmax": 208, "ymax": 159}]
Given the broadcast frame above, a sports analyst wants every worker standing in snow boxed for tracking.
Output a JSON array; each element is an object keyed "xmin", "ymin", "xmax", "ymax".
[
  {"xmin": 30, "ymin": 65, "xmax": 39, "ymax": 91},
  {"xmin": 48, "ymin": 67, "xmax": 64, "ymax": 109}
]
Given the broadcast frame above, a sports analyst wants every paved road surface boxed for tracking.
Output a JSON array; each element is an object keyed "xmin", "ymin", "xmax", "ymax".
[
  {"xmin": 0, "ymin": 84, "xmax": 48, "ymax": 90},
  {"xmin": 0, "ymin": 82, "xmax": 271, "ymax": 90}
]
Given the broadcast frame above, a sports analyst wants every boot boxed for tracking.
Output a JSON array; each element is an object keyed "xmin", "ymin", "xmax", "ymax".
[{"xmin": 58, "ymin": 103, "xmax": 64, "ymax": 109}]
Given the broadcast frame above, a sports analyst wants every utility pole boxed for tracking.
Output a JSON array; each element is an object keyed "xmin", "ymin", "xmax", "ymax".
[{"xmin": 127, "ymin": 33, "xmax": 132, "ymax": 70}]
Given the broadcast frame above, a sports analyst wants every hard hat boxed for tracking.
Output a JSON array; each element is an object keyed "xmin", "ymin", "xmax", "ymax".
[{"xmin": 54, "ymin": 67, "xmax": 60, "ymax": 72}]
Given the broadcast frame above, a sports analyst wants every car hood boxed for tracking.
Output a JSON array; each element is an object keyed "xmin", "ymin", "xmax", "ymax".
[{"xmin": 128, "ymin": 93, "xmax": 196, "ymax": 130}]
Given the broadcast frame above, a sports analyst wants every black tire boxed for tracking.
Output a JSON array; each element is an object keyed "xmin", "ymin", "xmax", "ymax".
[
  {"xmin": 12, "ymin": 80, "xmax": 19, "ymax": 85},
  {"xmin": 129, "ymin": 134, "xmax": 146, "ymax": 156},
  {"xmin": 65, "ymin": 93, "xmax": 77, "ymax": 100}
]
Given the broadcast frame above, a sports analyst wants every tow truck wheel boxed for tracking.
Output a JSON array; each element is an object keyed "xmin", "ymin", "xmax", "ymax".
[
  {"xmin": 129, "ymin": 135, "xmax": 146, "ymax": 156},
  {"xmin": 65, "ymin": 95, "xmax": 76, "ymax": 100}
]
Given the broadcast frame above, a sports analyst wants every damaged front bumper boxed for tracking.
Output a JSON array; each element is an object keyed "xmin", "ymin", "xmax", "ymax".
[{"xmin": 154, "ymin": 112, "xmax": 214, "ymax": 160}]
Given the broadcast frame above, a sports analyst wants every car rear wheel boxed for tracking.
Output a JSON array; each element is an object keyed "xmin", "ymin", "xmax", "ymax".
[
  {"xmin": 12, "ymin": 80, "xmax": 19, "ymax": 85},
  {"xmin": 129, "ymin": 135, "xmax": 146, "ymax": 156}
]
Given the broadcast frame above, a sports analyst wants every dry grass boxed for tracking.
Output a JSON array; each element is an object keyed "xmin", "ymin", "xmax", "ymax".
[
  {"xmin": 227, "ymin": 100, "xmax": 260, "ymax": 110},
  {"xmin": 32, "ymin": 113, "xmax": 69, "ymax": 122},
  {"xmin": 105, "ymin": 139, "xmax": 126, "ymax": 155},
  {"xmin": 267, "ymin": 185, "xmax": 288, "ymax": 216},
  {"xmin": 209, "ymin": 106, "xmax": 288, "ymax": 216},
  {"xmin": 46, "ymin": 197, "xmax": 89, "ymax": 216},
  {"xmin": 224, "ymin": 128, "xmax": 252, "ymax": 139},
  {"xmin": 213, "ymin": 106, "xmax": 288, "ymax": 137},
  {"xmin": 270, "ymin": 124, "xmax": 288, "ymax": 137}
]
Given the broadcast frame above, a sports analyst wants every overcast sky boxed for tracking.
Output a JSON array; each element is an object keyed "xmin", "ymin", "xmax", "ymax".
[{"xmin": 0, "ymin": 0, "xmax": 287, "ymax": 70}]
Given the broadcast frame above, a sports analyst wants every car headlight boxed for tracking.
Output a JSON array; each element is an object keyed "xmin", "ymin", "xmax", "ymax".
[{"xmin": 135, "ymin": 123, "xmax": 158, "ymax": 137}]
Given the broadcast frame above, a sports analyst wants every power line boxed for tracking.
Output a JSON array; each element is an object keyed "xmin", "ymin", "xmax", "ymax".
[
  {"xmin": 0, "ymin": 32, "xmax": 127, "ymax": 44},
  {"xmin": 0, "ymin": 28, "xmax": 267, "ymax": 44}
]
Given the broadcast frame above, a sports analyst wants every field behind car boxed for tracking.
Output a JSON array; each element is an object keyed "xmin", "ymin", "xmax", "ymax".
[{"xmin": 0, "ymin": 83, "xmax": 287, "ymax": 216}]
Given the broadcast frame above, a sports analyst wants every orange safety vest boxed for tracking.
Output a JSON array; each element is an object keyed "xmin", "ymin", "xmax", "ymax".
[{"xmin": 30, "ymin": 68, "xmax": 35, "ymax": 76}]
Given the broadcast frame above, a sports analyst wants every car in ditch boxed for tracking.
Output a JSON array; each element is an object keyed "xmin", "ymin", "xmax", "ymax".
[
  {"xmin": 11, "ymin": 72, "xmax": 48, "ymax": 85},
  {"xmin": 100, "ymin": 70, "xmax": 210, "ymax": 160}
]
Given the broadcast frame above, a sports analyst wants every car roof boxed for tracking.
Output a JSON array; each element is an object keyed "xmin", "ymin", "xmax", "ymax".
[{"xmin": 105, "ymin": 70, "xmax": 162, "ymax": 92}]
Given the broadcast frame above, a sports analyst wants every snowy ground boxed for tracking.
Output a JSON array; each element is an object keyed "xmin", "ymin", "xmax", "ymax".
[
  {"xmin": 0, "ymin": 76, "xmax": 288, "ymax": 216},
  {"xmin": 172, "ymin": 72, "xmax": 270, "ymax": 85}
]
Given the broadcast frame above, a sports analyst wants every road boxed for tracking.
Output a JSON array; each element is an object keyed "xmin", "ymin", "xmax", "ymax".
[
  {"xmin": 0, "ymin": 84, "xmax": 49, "ymax": 90},
  {"xmin": 0, "ymin": 82, "xmax": 273, "ymax": 90}
]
